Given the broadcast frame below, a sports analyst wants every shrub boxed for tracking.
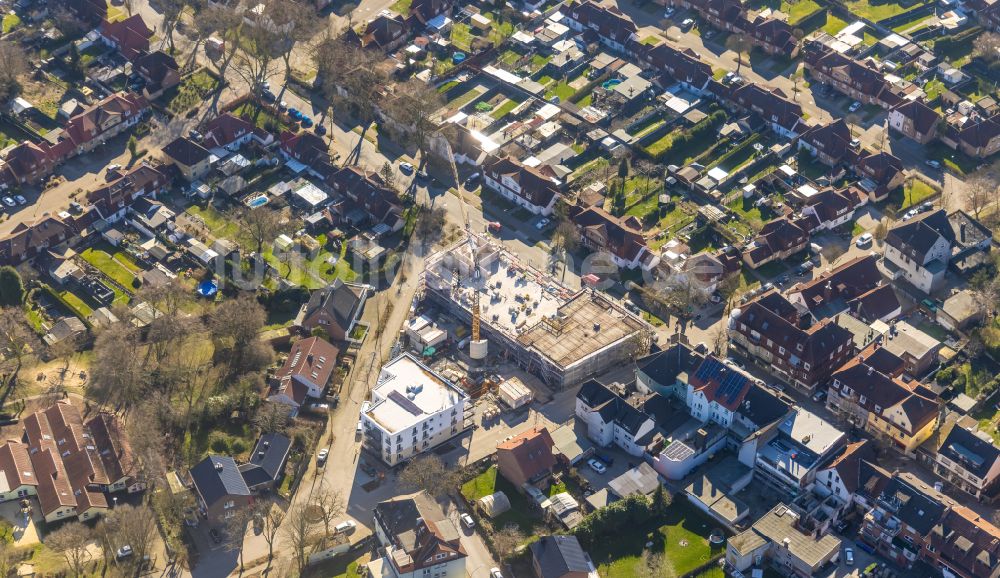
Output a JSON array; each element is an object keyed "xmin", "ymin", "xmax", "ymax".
[{"xmin": 574, "ymin": 494, "xmax": 653, "ymax": 548}]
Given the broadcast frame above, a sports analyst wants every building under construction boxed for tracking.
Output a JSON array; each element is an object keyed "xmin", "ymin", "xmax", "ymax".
[{"xmin": 420, "ymin": 233, "xmax": 653, "ymax": 389}]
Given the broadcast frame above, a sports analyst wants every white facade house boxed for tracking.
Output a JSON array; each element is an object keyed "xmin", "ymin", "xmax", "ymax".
[
  {"xmin": 882, "ymin": 211, "xmax": 955, "ymax": 294},
  {"xmin": 362, "ymin": 354, "xmax": 468, "ymax": 466},
  {"xmin": 372, "ymin": 493, "xmax": 467, "ymax": 578},
  {"xmin": 575, "ymin": 379, "xmax": 655, "ymax": 457},
  {"xmin": 481, "ymin": 156, "xmax": 560, "ymax": 216}
]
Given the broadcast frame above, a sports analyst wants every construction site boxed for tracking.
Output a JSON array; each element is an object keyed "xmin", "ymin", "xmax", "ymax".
[{"xmin": 419, "ymin": 233, "xmax": 653, "ymax": 389}]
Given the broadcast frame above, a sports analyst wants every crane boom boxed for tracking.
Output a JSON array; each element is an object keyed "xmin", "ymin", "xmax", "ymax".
[{"xmin": 440, "ymin": 138, "xmax": 480, "ymax": 342}]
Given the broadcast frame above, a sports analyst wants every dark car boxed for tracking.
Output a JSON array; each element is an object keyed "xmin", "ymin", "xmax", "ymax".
[
  {"xmin": 314, "ymin": 124, "xmax": 327, "ymax": 136},
  {"xmin": 209, "ymin": 529, "xmax": 222, "ymax": 544}
]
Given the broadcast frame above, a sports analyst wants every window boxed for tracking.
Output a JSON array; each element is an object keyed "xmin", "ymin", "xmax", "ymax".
[
  {"xmin": 803, "ymin": 362, "xmax": 811, "ymax": 371},
  {"xmin": 779, "ymin": 346, "xmax": 786, "ymax": 355},
  {"xmin": 796, "ymin": 343, "xmax": 803, "ymax": 352},
  {"xmin": 859, "ymin": 395, "xmax": 866, "ymax": 405}
]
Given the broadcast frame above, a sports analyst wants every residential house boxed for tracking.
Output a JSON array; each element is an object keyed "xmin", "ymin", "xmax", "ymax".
[
  {"xmin": 741, "ymin": 407, "xmax": 846, "ymax": 497},
  {"xmin": 128, "ymin": 197, "xmax": 176, "ymax": 237},
  {"xmin": 727, "ymin": 504, "xmax": 842, "ymax": 578},
  {"xmin": 295, "ymin": 279, "xmax": 370, "ymax": 340},
  {"xmin": 202, "ymin": 112, "xmax": 258, "ymax": 151},
  {"xmin": 860, "ymin": 474, "xmax": 947, "ymax": 567},
  {"xmin": 133, "ymin": 51, "xmax": 181, "ymax": 99},
  {"xmin": 635, "ymin": 342, "xmax": 702, "ymax": 398},
  {"xmin": 936, "ymin": 289, "xmax": 984, "ymax": 331},
  {"xmin": 575, "ymin": 379, "xmax": 655, "ymax": 456},
  {"xmin": 22, "ymin": 402, "xmax": 138, "ymax": 522},
  {"xmin": 922, "ymin": 506, "xmax": 1000, "ymax": 578},
  {"xmin": 742, "ymin": 217, "xmax": 811, "ymax": 269},
  {"xmin": 325, "ymin": 165, "xmax": 405, "ymax": 232},
  {"xmin": 683, "ymin": 0, "xmax": 742, "ymax": 31},
  {"xmin": 98, "ymin": 14, "xmax": 153, "ymax": 61},
  {"xmin": 888, "ymin": 100, "xmax": 941, "ymax": 144},
  {"xmin": 190, "ymin": 456, "xmax": 253, "ymax": 526},
  {"xmin": 925, "ymin": 423, "xmax": 1000, "ymax": 502},
  {"xmin": 162, "ymin": 137, "xmax": 213, "ymax": 181},
  {"xmin": 940, "ymin": 114, "xmax": 1000, "ymax": 158},
  {"xmin": 51, "ymin": 92, "xmax": 149, "ymax": 159},
  {"xmin": 636, "ymin": 41, "xmax": 714, "ymax": 94},
  {"xmin": 803, "ymin": 43, "xmax": 902, "ymax": 109},
  {"xmin": 279, "ymin": 130, "xmax": 330, "ymax": 171},
  {"xmin": 786, "ymin": 254, "xmax": 900, "ymax": 322},
  {"xmin": 372, "ymin": 492, "xmax": 467, "ymax": 578},
  {"xmin": 496, "ymin": 427, "xmax": 559, "ymax": 488},
  {"xmin": 481, "ymin": 155, "xmax": 561, "ymax": 216},
  {"xmin": 745, "ymin": 14, "xmax": 800, "ymax": 58},
  {"xmin": 853, "ymin": 150, "xmax": 905, "ymax": 201},
  {"xmin": 883, "ymin": 209, "xmax": 954, "ymax": 294},
  {"xmin": 404, "ymin": 0, "xmax": 453, "ymax": 28},
  {"xmin": 354, "ymin": 13, "xmax": 409, "ymax": 52},
  {"xmin": 881, "ymin": 321, "xmax": 942, "ymax": 377},
  {"xmin": 0, "ymin": 441, "xmax": 37, "ymax": 503},
  {"xmin": 686, "ymin": 355, "xmax": 753, "ymax": 429},
  {"xmin": 268, "ymin": 336, "xmax": 340, "ymax": 411},
  {"xmin": 569, "ymin": 206, "xmax": 659, "ymax": 270},
  {"xmin": 801, "ymin": 187, "xmax": 859, "ymax": 231},
  {"xmin": 827, "ymin": 343, "xmax": 940, "ymax": 454},
  {"xmin": 238, "ymin": 433, "xmax": 292, "ymax": 492},
  {"xmin": 65, "ymin": 0, "xmax": 108, "ymax": 24},
  {"xmin": 797, "ymin": 119, "xmax": 855, "ymax": 167},
  {"xmin": 726, "ymin": 83, "xmax": 805, "ymax": 138},
  {"xmin": 728, "ymin": 290, "xmax": 855, "ymax": 391},
  {"xmin": 88, "ymin": 162, "xmax": 168, "ymax": 223},
  {"xmin": 812, "ymin": 439, "xmax": 877, "ymax": 518},
  {"xmin": 529, "ymin": 535, "xmax": 596, "ymax": 578},
  {"xmin": 564, "ymin": 0, "xmax": 639, "ymax": 54},
  {"xmin": 361, "ymin": 354, "xmax": 468, "ymax": 466},
  {"xmin": 0, "ymin": 141, "xmax": 59, "ymax": 186},
  {"xmin": 0, "ymin": 216, "xmax": 75, "ymax": 264}
]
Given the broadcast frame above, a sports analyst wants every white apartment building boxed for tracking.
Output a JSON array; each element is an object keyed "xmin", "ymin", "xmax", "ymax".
[{"xmin": 362, "ymin": 354, "xmax": 468, "ymax": 466}]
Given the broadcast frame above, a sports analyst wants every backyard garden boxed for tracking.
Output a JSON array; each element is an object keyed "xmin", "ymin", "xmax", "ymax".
[{"xmin": 162, "ymin": 69, "xmax": 221, "ymax": 116}]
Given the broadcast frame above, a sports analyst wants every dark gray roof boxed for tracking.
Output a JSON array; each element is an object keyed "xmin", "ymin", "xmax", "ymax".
[
  {"xmin": 306, "ymin": 278, "xmax": 363, "ymax": 329},
  {"xmin": 191, "ymin": 455, "xmax": 250, "ymax": 508},
  {"xmin": 162, "ymin": 137, "xmax": 210, "ymax": 166},
  {"xmin": 886, "ymin": 209, "xmax": 953, "ymax": 262},
  {"xmin": 637, "ymin": 343, "xmax": 699, "ymax": 387},
  {"xmin": 578, "ymin": 380, "xmax": 650, "ymax": 437},
  {"xmin": 737, "ymin": 384, "xmax": 790, "ymax": 428},
  {"xmin": 530, "ymin": 535, "xmax": 591, "ymax": 578},
  {"xmin": 577, "ymin": 379, "xmax": 616, "ymax": 408},
  {"xmin": 239, "ymin": 433, "xmax": 292, "ymax": 488},
  {"xmin": 877, "ymin": 476, "xmax": 946, "ymax": 535},
  {"xmin": 939, "ymin": 426, "xmax": 999, "ymax": 480}
]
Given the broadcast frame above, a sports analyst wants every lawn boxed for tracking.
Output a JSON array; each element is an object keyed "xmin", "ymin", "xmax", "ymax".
[
  {"xmin": 925, "ymin": 141, "xmax": 980, "ymax": 176},
  {"xmin": 590, "ymin": 500, "xmax": 725, "ymax": 578},
  {"xmin": 390, "ymin": 0, "xmax": 412, "ymax": 13},
  {"xmin": 490, "ymin": 99, "xmax": 520, "ymax": 119},
  {"xmin": 895, "ymin": 179, "xmax": 937, "ymax": 210},
  {"xmin": 79, "ymin": 245, "xmax": 140, "ymax": 290},
  {"xmin": 782, "ymin": 0, "xmax": 821, "ymax": 23},
  {"xmin": 448, "ymin": 88, "xmax": 482, "ymax": 109},
  {"xmin": 186, "ymin": 204, "xmax": 241, "ymax": 239},
  {"xmin": 58, "ymin": 290, "xmax": 94, "ymax": 318},
  {"xmin": 544, "ymin": 80, "xmax": 577, "ymax": 102},
  {"xmin": 924, "ymin": 78, "xmax": 945, "ymax": 101},
  {"xmin": 643, "ymin": 129, "xmax": 679, "ymax": 157},
  {"xmin": 461, "ymin": 466, "xmax": 544, "ymax": 536},
  {"xmin": 843, "ymin": 0, "xmax": 922, "ymax": 21},
  {"xmin": 162, "ymin": 69, "xmax": 218, "ymax": 115},
  {"xmin": 263, "ymin": 242, "xmax": 358, "ymax": 290},
  {"xmin": 2, "ymin": 13, "xmax": 21, "ymax": 33},
  {"xmin": 450, "ymin": 22, "xmax": 474, "ymax": 52},
  {"xmin": 891, "ymin": 11, "xmax": 933, "ymax": 33},
  {"xmin": 821, "ymin": 13, "xmax": 849, "ymax": 35}
]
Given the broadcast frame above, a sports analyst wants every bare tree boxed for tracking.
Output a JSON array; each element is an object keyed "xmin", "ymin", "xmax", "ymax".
[
  {"xmin": 89, "ymin": 323, "xmax": 149, "ymax": 412},
  {"xmin": 965, "ymin": 173, "xmax": 996, "ymax": 219},
  {"xmin": 231, "ymin": 205, "xmax": 293, "ymax": 256},
  {"xmin": 314, "ymin": 36, "xmax": 388, "ymax": 150},
  {"xmin": 252, "ymin": 499, "xmax": 286, "ymax": 566},
  {"xmin": 725, "ymin": 33, "xmax": 752, "ymax": 74},
  {"xmin": 225, "ymin": 505, "xmax": 254, "ymax": 572},
  {"xmin": 128, "ymin": 395, "xmax": 168, "ymax": 491},
  {"xmin": 115, "ymin": 504, "xmax": 159, "ymax": 576},
  {"xmin": 47, "ymin": 522, "xmax": 92, "ymax": 578},
  {"xmin": 974, "ymin": 31, "xmax": 1000, "ymax": 62},
  {"xmin": 413, "ymin": 206, "xmax": 447, "ymax": 248},
  {"xmin": 398, "ymin": 454, "xmax": 460, "ymax": 499},
  {"xmin": 231, "ymin": 4, "xmax": 283, "ymax": 103},
  {"xmin": 140, "ymin": 279, "xmax": 199, "ymax": 364},
  {"xmin": 210, "ymin": 295, "xmax": 267, "ymax": 353},
  {"xmin": 492, "ymin": 524, "xmax": 524, "ymax": 563},
  {"xmin": 381, "ymin": 79, "xmax": 446, "ymax": 161},
  {"xmin": 202, "ymin": 2, "xmax": 246, "ymax": 116},
  {"xmin": 283, "ymin": 503, "xmax": 315, "ymax": 576},
  {"xmin": 636, "ymin": 550, "xmax": 670, "ymax": 578},
  {"xmin": 0, "ymin": 41, "xmax": 26, "ymax": 109},
  {"xmin": 253, "ymin": 401, "xmax": 290, "ymax": 433},
  {"xmin": 311, "ymin": 488, "xmax": 345, "ymax": 539},
  {"xmin": 267, "ymin": 0, "xmax": 321, "ymax": 101},
  {"xmin": 0, "ymin": 308, "xmax": 39, "ymax": 395},
  {"xmin": 159, "ymin": 0, "xmax": 188, "ymax": 53}
]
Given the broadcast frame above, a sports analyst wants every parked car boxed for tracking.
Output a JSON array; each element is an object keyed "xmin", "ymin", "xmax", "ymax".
[
  {"xmin": 188, "ymin": 130, "xmax": 202, "ymax": 141},
  {"xmin": 301, "ymin": 117, "xmax": 314, "ymax": 128},
  {"xmin": 14, "ymin": 195, "xmax": 26, "ymax": 205},
  {"xmin": 813, "ymin": 390, "xmax": 827, "ymax": 402},
  {"xmin": 116, "ymin": 545, "xmax": 133, "ymax": 559},
  {"xmin": 663, "ymin": 7, "xmax": 675, "ymax": 17},
  {"xmin": 335, "ymin": 520, "xmax": 356, "ymax": 534},
  {"xmin": 278, "ymin": 101, "xmax": 288, "ymax": 111},
  {"xmin": 925, "ymin": 159, "xmax": 941, "ymax": 169},
  {"xmin": 314, "ymin": 124, "xmax": 327, "ymax": 135},
  {"xmin": 317, "ymin": 448, "xmax": 329, "ymax": 465},
  {"xmin": 261, "ymin": 89, "xmax": 276, "ymax": 102},
  {"xmin": 209, "ymin": 529, "xmax": 222, "ymax": 544},
  {"xmin": 107, "ymin": 163, "xmax": 122, "ymax": 173},
  {"xmin": 460, "ymin": 513, "xmax": 475, "ymax": 529},
  {"xmin": 902, "ymin": 209, "xmax": 917, "ymax": 221},
  {"xmin": 535, "ymin": 217, "xmax": 550, "ymax": 230},
  {"xmin": 587, "ymin": 458, "xmax": 607, "ymax": 474},
  {"xmin": 856, "ymin": 232, "xmax": 873, "ymax": 247},
  {"xmin": 848, "ymin": 101, "xmax": 862, "ymax": 112},
  {"xmin": 681, "ymin": 18, "xmax": 695, "ymax": 29},
  {"xmin": 2, "ymin": 197, "xmax": 15, "ymax": 207},
  {"xmin": 845, "ymin": 547, "xmax": 855, "ymax": 565},
  {"xmin": 490, "ymin": 569, "xmax": 503, "ymax": 578},
  {"xmin": 399, "ymin": 161, "xmax": 415, "ymax": 174}
]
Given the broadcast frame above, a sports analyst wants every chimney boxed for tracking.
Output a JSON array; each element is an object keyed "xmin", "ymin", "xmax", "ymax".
[{"xmin": 823, "ymin": 280, "xmax": 833, "ymax": 302}]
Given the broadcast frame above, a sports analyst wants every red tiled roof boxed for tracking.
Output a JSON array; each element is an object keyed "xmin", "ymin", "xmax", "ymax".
[{"xmin": 99, "ymin": 14, "xmax": 153, "ymax": 61}]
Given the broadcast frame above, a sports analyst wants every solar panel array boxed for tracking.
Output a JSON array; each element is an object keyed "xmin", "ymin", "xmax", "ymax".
[
  {"xmin": 388, "ymin": 390, "xmax": 424, "ymax": 417},
  {"xmin": 694, "ymin": 358, "xmax": 748, "ymax": 405}
]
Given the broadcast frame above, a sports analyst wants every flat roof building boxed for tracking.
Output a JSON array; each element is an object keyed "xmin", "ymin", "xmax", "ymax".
[
  {"xmin": 422, "ymin": 234, "xmax": 652, "ymax": 387},
  {"xmin": 362, "ymin": 353, "xmax": 469, "ymax": 466}
]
